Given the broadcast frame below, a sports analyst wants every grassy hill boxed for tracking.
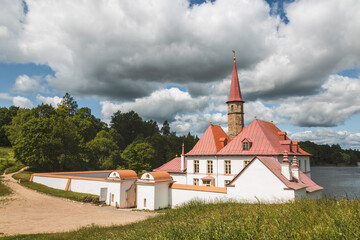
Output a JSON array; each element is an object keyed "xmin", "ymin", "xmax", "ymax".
[
  {"xmin": 0, "ymin": 147, "xmax": 24, "ymax": 175},
  {"xmin": 4, "ymin": 199, "xmax": 360, "ymax": 239}
]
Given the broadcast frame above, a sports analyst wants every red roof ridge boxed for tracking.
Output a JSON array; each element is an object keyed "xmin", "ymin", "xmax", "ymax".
[
  {"xmin": 153, "ymin": 156, "xmax": 187, "ymax": 173},
  {"xmin": 186, "ymin": 124, "xmax": 229, "ymax": 155}
]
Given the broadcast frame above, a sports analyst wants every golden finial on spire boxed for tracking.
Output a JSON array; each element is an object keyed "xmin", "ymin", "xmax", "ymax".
[
  {"xmin": 210, "ymin": 121, "xmax": 212, "ymax": 125},
  {"xmin": 219, "ymin": 123, "xmax": 221, "ymax": 126},
  {"xmin": 232, "ymin": 50, "xmax": 236, "ymax": 61},
  {"xmin": 254, "ymin": 115, "xmax": 257, "ymax": 119}
]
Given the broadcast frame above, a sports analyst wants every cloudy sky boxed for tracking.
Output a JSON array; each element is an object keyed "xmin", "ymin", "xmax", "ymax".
[{"xmin": 0, "ymin": 0, "xmax": 359, "ymax": 149}]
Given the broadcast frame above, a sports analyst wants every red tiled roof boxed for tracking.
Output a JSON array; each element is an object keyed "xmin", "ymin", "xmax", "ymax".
[
  {"xmin": 153, "ymin": 157, "xmax": 187, "ymax": 173},
  {"xmin": 227, "ymin": 61, "xmax": 243, "ymax": 102},
  {"xmin": 187, "ymin": 125, "xmax": 230, "ymax": 156},
  {"xmin": 299, "ymin": 172, "xmax": 323, "ymax": 192},
  {"xmin": 218, "ymin": 119, "xmax": 310, "ymax": 156},
  {"xmin": 229, "ymin": 156, "xmax": 322, "ymax": 192},
  {"xmin": 201, "ymin": 175, "xmax": 215, "ymax": 180}
]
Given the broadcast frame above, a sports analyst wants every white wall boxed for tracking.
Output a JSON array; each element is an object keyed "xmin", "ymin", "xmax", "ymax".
[
  {"xmin": 155, "ymin": 183, "xmax": 170, "ymax": 209},
  {"xmin": 170, "ymin": 188, "xmax": 227, "ymax": 207},
  {"xmin": 32, "ymin": 176, "xmax": 68, "ymax": 190},
  {"xmin": 228, "ymin": 159, "xmax": 295, "ymax": 203},
  {"xmin": 69, "ymin": 179, "xmax": 109, "ymax": 196},
  {"xmin": 137, "ymin": 183, "xmax": 155, "ymax": 210},
  {"xmin": 170, "ymin": 174, "xmax": 186, "ymax": 184},
  {"xmin": 186, "ymin": 155, "xmax": 254, "ymax": 187}
]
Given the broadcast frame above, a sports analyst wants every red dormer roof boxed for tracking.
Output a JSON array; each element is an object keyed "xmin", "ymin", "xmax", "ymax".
[
  {"xmin": 186, "ymin": 124, "xmax": 230, "ymax": 156},
  {"xmin": 227, "ymin": 61, "xmax": 243, "ymax": 103},
  {"xmin": 153, "ymin": 157, "xmax": 187, "ymax": 173},
  {"xmin": 218, "ymin": 119, "xmax": 310, "ymax": 156}
]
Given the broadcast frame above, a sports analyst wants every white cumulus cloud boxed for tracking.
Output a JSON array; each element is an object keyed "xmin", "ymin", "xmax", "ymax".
[
  {"xmin": 12, "ymin": 96, "xmax": 33, "ymax": 108},
  {"xmin": 12, "ymin": 74, "xmax": 41, "ymax": 93},
  {"xmin": 100, "ymin": 87, "xmax": 209, "ymax": 122},
  {"xmin": 36, "ymin": 95, "xmax": 62, "ymax": 108}
]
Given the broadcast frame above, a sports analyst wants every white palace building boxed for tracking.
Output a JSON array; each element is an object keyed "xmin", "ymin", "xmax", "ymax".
[{"xmin": 31, "ymin": 56, "xmax": 323, "ymax": 210}]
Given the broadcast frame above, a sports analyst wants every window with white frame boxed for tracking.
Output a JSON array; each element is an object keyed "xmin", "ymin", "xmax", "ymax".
[
  {"xmin": 225, "ymin": 160, "xmax": 231, "ymax": 174},
  {"xmin": 194, "ymin": 160, "xmax": 199, "ymax": 173},
  {"xmin": 193, "ymin": 178, "xmax": 199, "ymax": 185},
  {"xmin": 207, "ymin": 160, "xmax": 213, "ymax": 174}
]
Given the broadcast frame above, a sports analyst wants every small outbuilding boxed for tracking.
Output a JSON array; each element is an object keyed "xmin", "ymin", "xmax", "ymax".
[{"xmin": 136, "ymin": 171, "xmax": 173, "ymax": 210}]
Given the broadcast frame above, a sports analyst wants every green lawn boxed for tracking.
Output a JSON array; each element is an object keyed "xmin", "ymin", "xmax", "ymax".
[
  {"xmin": 0, "ymin": 176, "xmax": 12, "ymax": 197},
  {"xmin": 3, "ymin": 199, "xmax": 360, "ymax": 239},
  {"xmin": 12, "ymin": 171, "xmax": 99, "ymax": 204}
]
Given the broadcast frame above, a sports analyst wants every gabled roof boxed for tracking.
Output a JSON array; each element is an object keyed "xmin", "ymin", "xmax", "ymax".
[
  {"xmin": 153, "ymin": 157, "xmax": 187, "ymax": 173},
  {"xmin": 201, "ymin": 175, "xmax": 215, "ymax": 180},
  {"xmin": 186, "ymin": 125, "xmax": 230, "ymax": 156},
  {"xmin": 217, "ymin": 119, "xmax": 310, "ymax": 156},
  {"xmin": 227, "ymin": 60, "xmax": 244, "ymax": 102},
  {"xmin": 229, "ymin": 156, "xmax": 322, "ymax": 192}
]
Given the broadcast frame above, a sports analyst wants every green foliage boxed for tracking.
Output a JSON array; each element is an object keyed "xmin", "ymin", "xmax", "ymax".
[
  {"xmin": 4, "ymin": 98, "xmax": 197, "ymax": 173},
  {"xmin": 5, "ymin": 101, "xmax": 106, "ymax": 172},
  {"xmin": 110, "ymin": 111, "xmax": 159, "ymax": 148},
  {"xmin": 121, "ymin": 141, "xmax": 155, "ymax": 174},
  {"xmin": 0, "ymin": 106, "xmax": 19, "ymax": 146},
  {"xmin": 0, "ymin": 147, "xmax": 16, "ymax": 174},
  {"xmin": 5, "ymin": 200, "xmax": 360, "ymax": 240},
  {"xmin": 300, "ymin": 141, "xmax": 360, "ymax": 166},
  {"xmin": 58, "ymin": 92, "xmax": 78, "ymax": 116},
  {"xmin": 86, "ymin": 130, "xmax": 122, "ymax": 169},
  {"xmin": 160, "ymin": 120, "xmax": 171, "ymax": 136}
]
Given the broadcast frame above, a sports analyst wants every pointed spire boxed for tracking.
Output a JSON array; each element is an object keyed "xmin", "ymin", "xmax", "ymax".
[{"xmin": 227, "ymin": 50, "xmax": 243, "ymax": 103}]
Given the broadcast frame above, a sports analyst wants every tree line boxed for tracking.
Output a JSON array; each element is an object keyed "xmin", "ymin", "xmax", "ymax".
[
  {"xmin": 299, "ymin": 141, "xmax": 360, "ymax": 166},
  {"xmin": 1, "ymin": 94, "xmax": 359, "ymax": 173},
  {"xmin": 0, "ymin": 93, "xmax": 198, "ymax": 174}
]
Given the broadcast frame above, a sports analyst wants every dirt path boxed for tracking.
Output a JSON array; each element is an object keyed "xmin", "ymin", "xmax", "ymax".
[{"xmin": 0, "ymin": 168, "xmax": 156, "ymax": 236}]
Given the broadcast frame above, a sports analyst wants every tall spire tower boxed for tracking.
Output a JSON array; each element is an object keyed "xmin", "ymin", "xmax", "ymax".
[{"xmin": 227, "ymin": 51, "xmax": 244, "ymax": 140}]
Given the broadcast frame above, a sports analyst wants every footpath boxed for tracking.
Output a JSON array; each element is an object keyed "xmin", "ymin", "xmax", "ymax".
[{"xmin": 0, "ymin": 168, "xmax": 156, "ymax": 236}]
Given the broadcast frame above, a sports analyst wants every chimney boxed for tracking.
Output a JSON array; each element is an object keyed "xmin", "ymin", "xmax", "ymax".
[
  {"xmin": 291, "ymin": 155, "xmax": 301, "ymax": 180},
  {"xmin": 281, "ymin": 151, "xmax": 292, "ymax": 180},
  {"xmin": 180, "ymin": 142, "xmax": 185, "ymax": 171}
]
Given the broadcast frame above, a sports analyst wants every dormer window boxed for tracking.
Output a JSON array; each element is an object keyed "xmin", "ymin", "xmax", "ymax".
[
  {"xmin": 241, "ymin": 138, "xmax": 252, "ymax": 151},
  {"xmin": 243, "ymin": 142, "xmax": 249, "ymax": 150}
]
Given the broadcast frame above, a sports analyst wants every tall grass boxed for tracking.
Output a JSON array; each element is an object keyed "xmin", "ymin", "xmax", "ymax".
[{"xmin": 4, "ymin": 199, "xmax": 360, "ymax": 239}]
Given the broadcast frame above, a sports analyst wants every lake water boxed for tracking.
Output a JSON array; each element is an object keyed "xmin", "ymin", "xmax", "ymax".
[{"xmin": 311, "ymin": 166, "xmax": 360, "ymax": 198}]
